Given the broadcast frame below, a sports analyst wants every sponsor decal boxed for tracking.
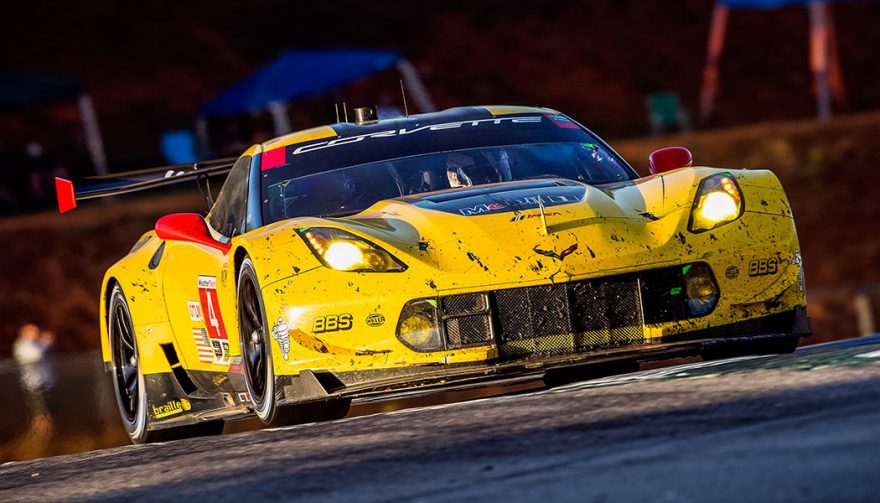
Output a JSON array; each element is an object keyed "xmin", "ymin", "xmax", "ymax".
[
  {"xmin": 459, "ymin": 195, "xmax": 577, "ymax": 216},
  {"xmin": 193, "ymin": 328, "xmax": 215, "ymax": 364},
  {"xmin": 292, "ymin": 116, "xmax": 543, "ymax": 156},
  {"xmin": 237, "ymin": 392, "xmax": 251, "ymax": 404},
  {"xmin": 748, "ymin": 257, "xmax": 779, "ymax": 277},
  {"xmin": 725, "ymin": 265, "xmax": 740, "ymax": 280},
  {"xmin": 510, "ymin": 211, "xmax": 561, "ymax": 222},
  {"xmin": 197, "ymin": 276, "xmax": 230, "ymax": 365},
  {"xmin": 512, "ymin": 195, "xmax": 575, "ymax": 205},
  {"xmin": 366, "ymin": 313, "xmax": 386, "ymax": 327},
  {"xmin": 187, "ymin": 301, "xmax": 203, "ymax": 322},
  {"xmin": 792, "ymin": 250, "xmax": 805, "ymax": 292},
  {"xmin": 313, "ymin": 314, "xmax": 353, "ymax": 333},
  {"xmin": 533, "ymin": 243, "xmax": 578, "ymax": 262},
  {"xmin": 152, "ymin": 398, "xmax": 191, "ymax": 419},
  {"xmin": 272, "ymin": 317, "xmax": 292, "ymax": 361},
  {"xmin": 460, "ymin": 202, "xmax": 508, "ymax": 216}
]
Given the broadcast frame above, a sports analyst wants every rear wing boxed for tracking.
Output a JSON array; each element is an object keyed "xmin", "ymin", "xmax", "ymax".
[{"xmin": 54, "ymin": 157, "xmax": 236, "ymax": 213}]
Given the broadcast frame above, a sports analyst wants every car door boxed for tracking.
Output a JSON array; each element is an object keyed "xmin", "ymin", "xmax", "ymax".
[{"xmin": 162, "ymin": 154, "xmax": 252, "ymax": 372}]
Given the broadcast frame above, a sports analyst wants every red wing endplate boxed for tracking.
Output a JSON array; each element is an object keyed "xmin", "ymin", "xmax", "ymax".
[{"xmin": 54, "ymin": 157, "xmax": 236, "ymax": 214}]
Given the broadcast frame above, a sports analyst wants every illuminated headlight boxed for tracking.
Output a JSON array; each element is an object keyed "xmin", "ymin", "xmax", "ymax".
[
  {"xmin": 396, "ymin": 299, "xmax": 443, "ymax": 352},
  {"xmin": 689, "ymin": 174, "xmax": 744, "ymax": 232},
  {"xmin": 683, "ymin": 263, "xmax": 719, "ymax": 316},
  {"xmin": 297, "ymin": 227, "xmax": 407, "ymax": 272}
]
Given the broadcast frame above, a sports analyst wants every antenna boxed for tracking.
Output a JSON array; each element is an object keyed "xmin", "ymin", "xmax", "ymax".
[
  {"xmin": 537, "ymin": 195, "xmax": 548, "ymax": 235},
  {"xmin": 400, "ymin": 79, "xmax": 409, "ymax": 116},
  {"xmin": 342, "ymin": 101, "xmax": 349, "ymax": 122},
  {"xmin": 334, "ymin": 103, "xmax": 340, "ymax": 123}
]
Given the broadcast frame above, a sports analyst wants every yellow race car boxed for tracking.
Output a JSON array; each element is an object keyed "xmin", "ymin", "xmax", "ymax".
[{"xmin": 56, "ymin": 105, "xmax": 809, "ymax": 443}]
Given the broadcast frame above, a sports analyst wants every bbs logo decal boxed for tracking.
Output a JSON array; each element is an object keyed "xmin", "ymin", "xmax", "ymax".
[
  {"xmin": 748, "ymin": 257, "xmax": 779, "ymax": 277},
  {"xmin": 313, "ymin": 314, "xmax": 353, "ymax": 333}
]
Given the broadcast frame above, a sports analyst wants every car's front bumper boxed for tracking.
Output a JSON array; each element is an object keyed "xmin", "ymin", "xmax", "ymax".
[{"xmin": 276, "ymin": 306, "xmax": 810, "ymax": 406}]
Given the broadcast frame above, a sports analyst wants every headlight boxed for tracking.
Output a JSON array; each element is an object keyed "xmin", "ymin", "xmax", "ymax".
[
  {"xmin": 396, "ymin": 299, "xmax": 443, "ymax": 352},
  {"xmin": 689, "ymin": 173, "xmax": 744, "ymax": 232},
  {"xmin": 297, "ymin": 227, "xmax": 407, "ymax": 272},
  {"xmin": 683, "ymin": 263, "xmax": 718, "ymax": 317}
]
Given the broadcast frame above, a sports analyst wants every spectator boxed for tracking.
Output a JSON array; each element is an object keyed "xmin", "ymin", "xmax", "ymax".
[{"xmin": 13, "ymin": 323, "xmax": 56, "ymax": 416}]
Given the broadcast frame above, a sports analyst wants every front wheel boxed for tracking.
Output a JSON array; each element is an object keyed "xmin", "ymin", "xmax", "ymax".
[
  {"xmin": 238, "ymin": 257, "xmax": 277, "ymax": 423},
  {"xmin": 238, "ymin": 256, "xmax": 351, "ymax": 426}
]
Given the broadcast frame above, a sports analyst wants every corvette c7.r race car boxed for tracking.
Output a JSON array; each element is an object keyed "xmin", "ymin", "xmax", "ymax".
[{"xmin": 56, "ymin": 105, "xmax": 809, "ymax": 443}]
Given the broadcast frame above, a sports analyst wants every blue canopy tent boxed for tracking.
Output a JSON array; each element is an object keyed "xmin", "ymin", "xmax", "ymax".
[
  {"xmin": 0, "ymin": 70, "xmax": 107, "ymax": 174},
  {"xmin": 699, "ymin": 0, "xmax": 855, "ymax": 122},
  {"xmin": 197, "ymin": 49, "xmax": 435, "ymax": 152}
]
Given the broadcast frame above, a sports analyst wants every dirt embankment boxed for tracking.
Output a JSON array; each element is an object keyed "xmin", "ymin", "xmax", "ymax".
[{"xmin": 1, "ymin": 112, "xmax": 878, "ymax": 354}]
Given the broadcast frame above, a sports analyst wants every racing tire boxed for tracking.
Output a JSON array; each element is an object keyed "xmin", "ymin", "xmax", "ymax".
[
  {"xmin": 701, "ymin": 336, "xmax": 800, "ymax": 361},
  {"xmin": 109, "ymin": 284, "xmax": 223, "ymax": 444},
  {"xmin": 237, "ymin": 256, "xmax": 351, "ymax": 426}
]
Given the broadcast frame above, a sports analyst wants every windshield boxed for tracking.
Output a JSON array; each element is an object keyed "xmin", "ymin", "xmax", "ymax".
[{"xmin": 265, "ymin": 142, "xmax": 631, "ymax": 220}]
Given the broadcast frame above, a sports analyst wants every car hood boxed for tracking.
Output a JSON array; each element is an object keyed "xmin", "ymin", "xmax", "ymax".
[{"xmin": 297, "ymin": 176, "xmax": 705, "ymax": 290}]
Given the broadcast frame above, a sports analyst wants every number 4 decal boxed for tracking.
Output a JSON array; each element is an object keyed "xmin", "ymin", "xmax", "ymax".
[{"xmin": 197, "ymin": 275, "xmax": 230, "ymax": 365}]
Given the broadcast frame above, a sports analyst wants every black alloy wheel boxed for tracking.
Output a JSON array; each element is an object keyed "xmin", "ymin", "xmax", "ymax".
[{"xmin": 238, "ymin": 257, "xmax": 275, "ymax": 422}]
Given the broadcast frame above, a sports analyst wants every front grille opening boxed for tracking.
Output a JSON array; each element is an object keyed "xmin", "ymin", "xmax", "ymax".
[
  {"xmin": 445, "ymin": 315, "xmax": 493, "ymax": 347},
  {"xmin": 442, "ymin": 293, "xmax": 489, "ymax": 316},
  {"xmin": 436, "ymin": 264, "xmax": 711, "ymax": 362},
  {"xmin": 491, "ymin": 276, "xmax": 644, "ymax": 361}
]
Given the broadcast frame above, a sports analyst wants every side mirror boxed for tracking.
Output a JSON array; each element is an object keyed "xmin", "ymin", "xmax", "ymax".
[
  {"xmin": 648, "ymin": 147, "xmax": 693, "ymax": 174},
  {"xmin": 155, "ymin": 213, "xmax": 231, "ymax": 253}
]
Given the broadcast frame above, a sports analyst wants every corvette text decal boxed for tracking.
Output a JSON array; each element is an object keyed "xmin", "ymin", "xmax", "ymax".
[{"xmin": 291, "ymin": 116, "xmax": 543, "ymax": 156}]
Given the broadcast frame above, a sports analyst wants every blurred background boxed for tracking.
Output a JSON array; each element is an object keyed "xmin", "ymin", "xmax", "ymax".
[{"xmin": 1, "ymin": 0, "xmax": 878, "ymax": 461}]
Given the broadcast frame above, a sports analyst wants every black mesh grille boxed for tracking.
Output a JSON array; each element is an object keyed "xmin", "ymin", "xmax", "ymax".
[
  {"xmin": 491, "ymin": 276, "xmax": 643, "ymax": 360},
  {"xmin": 434, "ymin": 264, "xmax": 709, "ymax": 360},
  {"xmin": 442, "ymin": 293, "xmax": 488, "ymax": 316},
  {"xmin": 445, "ymin": 316, "xmax": 493, "ymax": 347}
]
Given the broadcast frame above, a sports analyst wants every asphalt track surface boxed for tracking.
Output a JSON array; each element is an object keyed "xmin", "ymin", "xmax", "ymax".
[{"xmin": 3, "ymin": 336, "xmax": 880, "ymax": 502}]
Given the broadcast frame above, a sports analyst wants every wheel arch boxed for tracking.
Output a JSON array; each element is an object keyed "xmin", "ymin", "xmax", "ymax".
[
  {"xmin": 233, "ymin": 246, "xmax": 250, "ymax": 286},
  {"xmin": 100, "ymin": 275, "xmax": 121, "ymax": 368}
]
